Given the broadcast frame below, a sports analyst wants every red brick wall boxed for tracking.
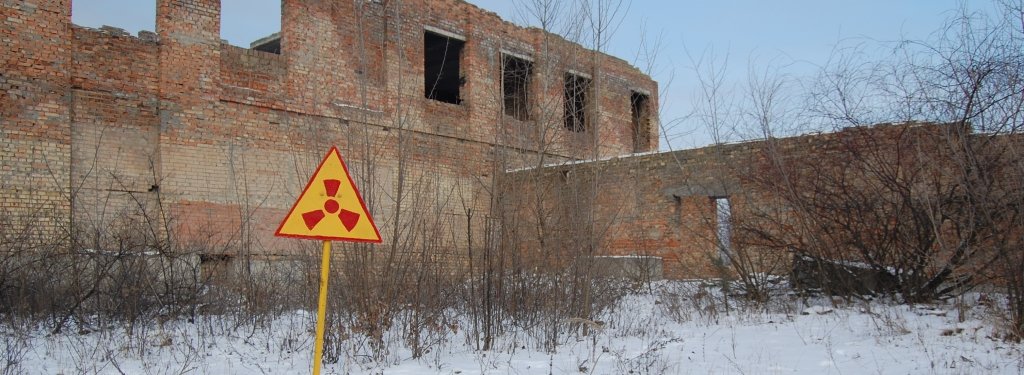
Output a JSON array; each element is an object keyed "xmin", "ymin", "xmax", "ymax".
[
  {"xmin": 1, "ymin": 0, "xmax": 72, "ymax": 238},
  {"xmin": 219, "ymin": 45, "xmax": 286, "ymax": 108},
  {"xmin": 505, "ymin": 149, "xmax": 740, "ymax": 279},
  {"xmin": 4, "ymin": 0, "xmax": 658, "ymax": 263},
  {"xmin": 506, "ymin": 123, "xmax": 1020, "ymax": 280},
  {"xmin": 70, "ymin": 26, "xmax": 161, "ymax": 230}
]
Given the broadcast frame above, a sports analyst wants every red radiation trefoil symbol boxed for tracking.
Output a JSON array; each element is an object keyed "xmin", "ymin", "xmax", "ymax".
[{"xmin": 302, "ymin": 179, "xmax": 360, "ymax": 231}]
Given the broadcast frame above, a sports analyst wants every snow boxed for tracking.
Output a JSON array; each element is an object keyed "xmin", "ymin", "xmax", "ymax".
[
  {"xmin": 801, "ymin": 305, "xmax": 834, "ymax": 315},
  {"xmin": 7, "ymin": 281, "xmax": 1022, "ymax": 374}
]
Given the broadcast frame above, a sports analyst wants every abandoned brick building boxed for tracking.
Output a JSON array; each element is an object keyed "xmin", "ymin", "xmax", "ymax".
[
  {"xmin": 2, "ymin": 0, "xmax": 661, "ymax": 272},
  {"xmin": 8, "ymin": 1, "xmax": 1015, "ymax": 283}
]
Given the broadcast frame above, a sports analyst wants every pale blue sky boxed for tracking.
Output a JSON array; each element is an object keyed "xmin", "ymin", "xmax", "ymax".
[{"xmin": 71, "ymin": 0, "xmax": 1000, "ymax": 150}]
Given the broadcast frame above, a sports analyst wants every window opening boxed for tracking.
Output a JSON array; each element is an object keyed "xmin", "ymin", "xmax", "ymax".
[
  {"xmin": 713, "ymin": 197, "xmax": 732, "ymax": 265},
  {"xmin": 221, "ymin": 0, "xmax": 282, "ymax": 54},
  {"xmin": 564, "ymin": 73, "xmax": 591, "ymax": 132},
  {"xmin": 502, "ymin": 53, "xmax": 533, "ymax": 120},
  {"xmin": 424, "ymin": 30, "xmax": 465, "ymax": 104},
  {"xmin": 631, "ymin": 92, "xmax": 651, "ymax": 152},
  {"xmin": 72, "ymin": 1, "xmax": 156, "ymax": 36}
]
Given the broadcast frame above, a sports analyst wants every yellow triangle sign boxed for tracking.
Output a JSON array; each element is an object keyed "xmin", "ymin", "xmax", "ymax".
[{"xmin": 275, "ymin": 146, "xmax": 382, "ymax": 243}]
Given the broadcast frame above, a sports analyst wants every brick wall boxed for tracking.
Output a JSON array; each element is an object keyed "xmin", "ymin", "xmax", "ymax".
[
  {"xmin": 70, "ymin": 25, "xmax": 161, "ymax": 232},
  {"xmin": 4, "ymin": 0, "xmax": 658, "ymax": 266},
  {"xmin": 1, "ymin": 0, "xmax": 72, "ymax": 240},
  {"xmin": 505, "ymin": 148, "xmax": 743, "ymax": 279},
  {"xmin": 13, "ymin": 2, "xmax": 1012, "ymax": 283},
  {"xmin": 507, "ymin": 122, "xmax": 1024, "ymax": 280}
]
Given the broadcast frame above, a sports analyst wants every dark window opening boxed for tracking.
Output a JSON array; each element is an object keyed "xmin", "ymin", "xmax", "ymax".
[
  {"xmin": 564, "ymin": 73, "xmax": 591, "ymax": 132},
  {"xmin": 631, "ymin": 92, "xmax": 651, "ymax": 152},
  {"xmin": 424, "ymin": 31, "xmax": 465, "ymax": 104},
  {"xmin": 503, "ymin": 54, "xmax": 533, "ymax": 120},
  {"xmin": 713, "ymin": 196, "xmax": 732, "ymax": 265}
]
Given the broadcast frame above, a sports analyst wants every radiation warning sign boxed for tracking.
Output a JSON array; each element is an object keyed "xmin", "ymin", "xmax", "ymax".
[{"xmin": 275, "ymin": 146, "xmax": 382, "ymax": 242}]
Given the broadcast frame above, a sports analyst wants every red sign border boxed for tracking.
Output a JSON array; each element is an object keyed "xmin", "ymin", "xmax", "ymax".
[{"xmin": 274, "ymin": 146, "xmax": 383, "ymax": 243}]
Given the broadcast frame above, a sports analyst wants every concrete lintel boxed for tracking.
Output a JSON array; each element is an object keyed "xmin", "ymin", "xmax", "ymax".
[
  {"xmin": 631, "ymin": 87, "xmax": 652, "ymax": 96},
  {"xmin": 250, "ymin": 32, "xmax": 281, "ymax": 49},
  {"xmin": 666, "ymin": 184, "xmax": 730, "ymax": 199},
  {"xmin": 500, "ymin": 49, "xmax": 533, "ymax": 62},
  {"xmin": 567, "ymin": 69, "xmax": 592, "ymax": 79},
  {"xmin": 424, "ymin": 25, "xmax": 465, "ymax": 41}
]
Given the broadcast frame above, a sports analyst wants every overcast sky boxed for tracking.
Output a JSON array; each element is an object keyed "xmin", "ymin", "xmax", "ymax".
[{"xmin": 71, "ymin": 0, "xmax": 1000, "ymax": 150}]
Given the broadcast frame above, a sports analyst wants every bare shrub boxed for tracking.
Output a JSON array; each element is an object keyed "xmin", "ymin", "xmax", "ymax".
[
  {"xmin": 0, "ymin": 331, "xmax": 29, "ymax": 375},
  {"xmin": 721, "ymin": 0, "xmax": 1024, "ymax": 338}
]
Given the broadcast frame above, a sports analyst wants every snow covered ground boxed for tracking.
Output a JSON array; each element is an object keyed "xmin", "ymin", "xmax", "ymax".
[{"xmin": 7, "ymin": 281, "xmax": 1023, "ymax": 374}]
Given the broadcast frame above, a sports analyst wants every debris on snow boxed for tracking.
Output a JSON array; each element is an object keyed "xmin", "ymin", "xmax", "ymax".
[{"xmin": 801, "ymin": 305, "xmax": 834, "ymax": 315}]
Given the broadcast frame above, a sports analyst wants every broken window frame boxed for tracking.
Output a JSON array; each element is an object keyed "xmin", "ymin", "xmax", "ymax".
[
  {"xmin": 423, "ymin": 28, "xmax": 466, "ymax": 105},
  {"xmin": 564, "ymin": 71, "xmax": 592, "ymax": 132},
  {"xmin": 501, "ymin": 51, "xmax": 533, "ymax": 121}
]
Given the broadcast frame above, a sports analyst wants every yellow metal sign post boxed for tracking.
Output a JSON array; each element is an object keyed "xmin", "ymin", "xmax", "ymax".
[
  {"xmin": 275, "ymin": 146, "xmax": 382, "ymax": 375},
  {"xmin": 312, "ymin": 240, "xmax": 331, "ymax": 375}
]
